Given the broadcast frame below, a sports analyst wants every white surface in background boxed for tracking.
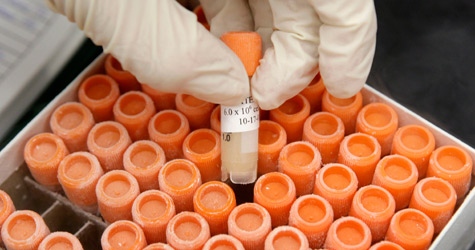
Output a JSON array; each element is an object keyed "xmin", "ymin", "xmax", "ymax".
[{"xmin": 0, "ymin": 0, "xmax": 85, "ymax": 139}]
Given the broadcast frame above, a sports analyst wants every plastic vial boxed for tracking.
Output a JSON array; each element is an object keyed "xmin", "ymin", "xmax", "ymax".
[{"xmin": 220, "ymin": 32, "xmax": 262, "ymax": 184}]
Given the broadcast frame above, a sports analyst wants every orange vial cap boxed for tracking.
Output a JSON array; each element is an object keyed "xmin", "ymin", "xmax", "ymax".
[
  {"xmin": 337, "ymin": 133, "xmax": 381, "ymax": 187},
  {"xmin": 101, "ymin": 220, "xmax": 147, "ymax": 250},
  {"xmin": 321, "ymin": 90, "xmax": 363, "ymax": 135},
  {"xmin": 289, "ymin": 194, "xmax": 334, "ymax": 249},
  {"xmin": 254, "ymin": 172, "xmax": 296, "ymax": 227},
  {"xmin": 313, "ymin": 163, "xmax": 358, "ymax": 219},
  {"xmin": 210, "ymin": 105, "xmax": 221, "ymax": 134},
  {"xmin": 391, "ymin": 124, "xmax": 436, "ymax": 179},
  {"xmin": 264, "ymin": 226, "xmax": 310, "ymax": 250},
  {"xmin": 299, "ymin": 73, "xmax": 326, "ymax": 114},
  {"xmin": 148, "ymin": 109, "xmax": 190, "ymax": 161},
  {"xmin": 369, "ymin": 240, "xmax": 404, "ymax": 250},
  {"xmin": 227, "ymin": 202, "xmax": 272, "ymax": 250},
  {"xmin": 349, "ymin": 184, "xmax": 396, "ymax": 242},
  {"xmin": 175, "ymin": 93, "xmax": 216, "ymax": 131},
  {"xmin": 24, "ymin": 132, "xmax": 69, "ymax": 191},
  {"xmin": 57, "ymin": 151, "xmax": 104, "ymax": 213},
  {"xmin": 372, "ymin": 154, "xmax": 419, "ymax": 210},
  {"xmin": 409, "ymin": 176, "xmax": 457, "ymax": 234},
  {"xmin": 113, "ymin": 91, "xmax": 156, "ymax": 141},
  {"xmin": 269, "ymin": 94, "xmax": 311, "ymax": 143},
  {"xmin": 158, "ymin": 159, "xmax": 202, "ymax": 213},
  {"xmin": 1, "ymin": 210, "xmax": 51, "ymax": 250},
  {"xmin": 323, "ymin": 216, "xmax": 372, "ymax": 250},
  {"xmin": 131, "ymin": 190, "xmax": 176, "ymax": 244},
  {"xmin": 302, "ymin": 111, "xmax": 345, "ymax": 164},
  {"xmin": 385, "ymin": 208, "xmax": 434, "ymax": 250},
  {"xmin": 123, "ymin": 140, "xmax": 166, "ymax": 191},
  {"xmin": 104, "ymin": 54, "xmax": 142, "ymax": 93},
  {"xmin": 193, "ymin": 181, "xmax": 236, "ymax": 236},
  {"xmin": 426, "ymin": 145, "xmax": 473, "ymax": 199},
  {"xmin": 278, "ymin": 141, "xmax": 322, "ymax": 196},
  {"xmin": 50, "ymin": 101, "xmax": 95, "ymax": 152},
  {"xmin": 258, "ymin": 120, "xmax": 287, "ymax": 175},
  {"xmin": 141, "ymin": 83, "xmax": 177, "ymax": 111},
  {"xmin": 0, "ymin": 190, "xmax": 15, "ymax": 244},
  {"xmin": 87, "ymin": 121, "xmax": 132, "ymax": 172},
  {"xmin": 183, "ymin": 128, "xmax": 221, "ymax": 183},
  {"xmin": 77, "ymin": 74, "xmax": 120, "ymax": 122},
  {"xmin": 38, "ymin": 231, "xmax": 84, "ymax": 250},
  {"xmin": 166, "ymin": 211, "xmax": 211, "ymax": 250},
  {"xmin": 202, "ymin": 234, "xmax": 245, "ymax": 250},
  {"xmin": 95, "ymin": 170, "xmax": 140, "ymax": 223},
  {"xmin": 356, "ymin": 102, "xmax": 399, "ymax": 156}
]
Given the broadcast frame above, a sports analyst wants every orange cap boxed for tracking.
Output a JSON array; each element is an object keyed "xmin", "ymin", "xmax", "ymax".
[
  {"xmin": 148, "ymin": 109, "xmax": 190, "ymax": 161},
  {"xmin": 123, "ymin": 140, "xmax": 166, "ymax": 191},
  {"xmin": 302, "ymin": 111, "xmax": 345, "ymax": 164},
  {"xmin": 210, "ymin": 105, "xmax": 221, "ymax": 134},
  {"xmin": 1, "ymin": 210, "xmax": 51, "ymax": 250},
  {"xmin": 368, "ymin": 240, "xmax": 404, "ymax": 250},
  {"xmin": 113, "ymin": 91, "xmax": 156, "ymax": 141},
  {"xmin": 391, "ymin": 124, "xmax": 436, "ymax": 179},
  {"xmin": 355, "ymin": 102, "xmax": 399, "ymax": 156},
  {"xmin": 193, "ymin": 181, "xmax": 236, "ymax": 236},
  {"xmin": 321, "ymin": 90, "xmax": 363, "ymax": 135},
  {"xmin": 372, "ymin": 154, "xmax": 419, "ymax": 210},
  {"xmin": 183, "ymin": 129, "xmax": 221, "ymax": 183},
  {"xmin": 50, "ymin": 101, "xmax": 95, "ymax": 152},
  {"xmin": 87, "ymin": 121, "xmax": 132, "ymax": 172},
  {"xmin": 143, "ymin": 242, "xmax": 175, "ymax": 250},
  {"xmin": 203, "ymin": 234, "xmax": 245, "ymax": 250},
  {"xmin": 264, "ymin": 226, "xmax": 310, "ymax": 250},
  {"xmin": 426, "ymin": 145, "xmax": 473, "ymax": 199},
  {"xmin": 57, "ymin": 151, "xmax": 104, "ymax": 213},
  {"xmin": 175, "ymin": 94, "xmax": 216, "ymax": 131},
  {"xmin": 337, "ymin": 133, "xmax": 382, "ymax": 187},
  {"xmin": 409, "ymin": 177, "xmax": 457, "ymax": 234},
  {"xmin": 131, "ymin": 190, "xmax": 176, "ymax": 244},
  {"xmin": 101, "ymin": 220, "xmax": 147, "ymax": 250},
  {"xmin": 323, "ymin": 216, "xmax": 372, "ymax": 250},
  {"xmin": 385, "ymin": 208, "xmax": 434, "ymax": 250},
  {"xmin": 313, "ymin": 163, "xmax": 358, "ymax": 219},
  {"xmin": 24, "ymin": 132, "xmax": 69, "ymax": 191},
  {"xmin": 38, "ymin": 231, "xmax": 84, "ymax": 250},
  {"xmin": 299, "ymin": 73, "xmax": 326, "ymax": 114},
  {"xmin": 254, "ymin": 172, "xmax": 296, "ymax": 227},
  {"xmin": 77, "ymin": 74, "xmax": 120, "ymax": 122},
  {"xmin": 166, "ymin": 211, "xmax": 211, "ymax": 250},
  {"xmin": 193, "ymin": 5, "xmax": 210, "ymax": 31},
  {"xmin": 95, "ymin": 170, "xmax": 140, "ymax": 223},
  {"xmin": 0, "ymin": 190, "xmax": 15, "ymax": 244},
  {"xmin": 270, "ymin": 94, "xmax": 311, "ymax": 143},
  {"xmin": 220, "ymin": 32, "xmax": 262, "ymax": 76},
  {"xmin": 258, "ymin": 120, "xmax": 287, "ymax": 175},
  {"xmin": 158, "ymin": 159, "xmax": 202, "ymax": 213},
  {"xmin": 104, "ymin": 54, "xmax": 142, "ymax": 93},
  {"xmin": 289, "ymin": 194, "xmax": 334, "ymax": 249},
  {"xmin": 141, "ymin": 83, "xmax": 177, "ymax": 111},
  {"xmin": 349, "ymin": 184, "xmax": 396, "ymax": 242},
  {"xmin": 278, "ymin": 141, "xmax": 322, "ymax": 196},
  {"xmin": 227, "ymin": 203, "xmax": 272, "ymax": 250}
]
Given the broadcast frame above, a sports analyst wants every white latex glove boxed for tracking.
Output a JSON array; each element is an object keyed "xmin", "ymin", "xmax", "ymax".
[
  {"xmin": 201, "ymin": 0, "xmax": 377, "ymax": 110},
  {"xmin": 45, "ymin": 0, "xmax": 250, "ymax": 106}
]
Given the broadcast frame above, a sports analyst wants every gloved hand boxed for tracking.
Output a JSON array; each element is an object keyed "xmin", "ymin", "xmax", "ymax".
[
  {"xmin": 46, "ymin": 0, "xmax": 377, "ymax": 110},
  {"xmin": 200, "ymin": 0, "xmax": 377, "ymax": 110},
  {"xmin": 46, "ymin": 0, "xmax": 250, "ymax": 106}
]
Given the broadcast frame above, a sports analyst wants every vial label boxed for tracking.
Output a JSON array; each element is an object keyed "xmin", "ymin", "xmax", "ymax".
[{"xmin": 221, "ymin": 96, "xmax": 259, "ymax": 132}]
